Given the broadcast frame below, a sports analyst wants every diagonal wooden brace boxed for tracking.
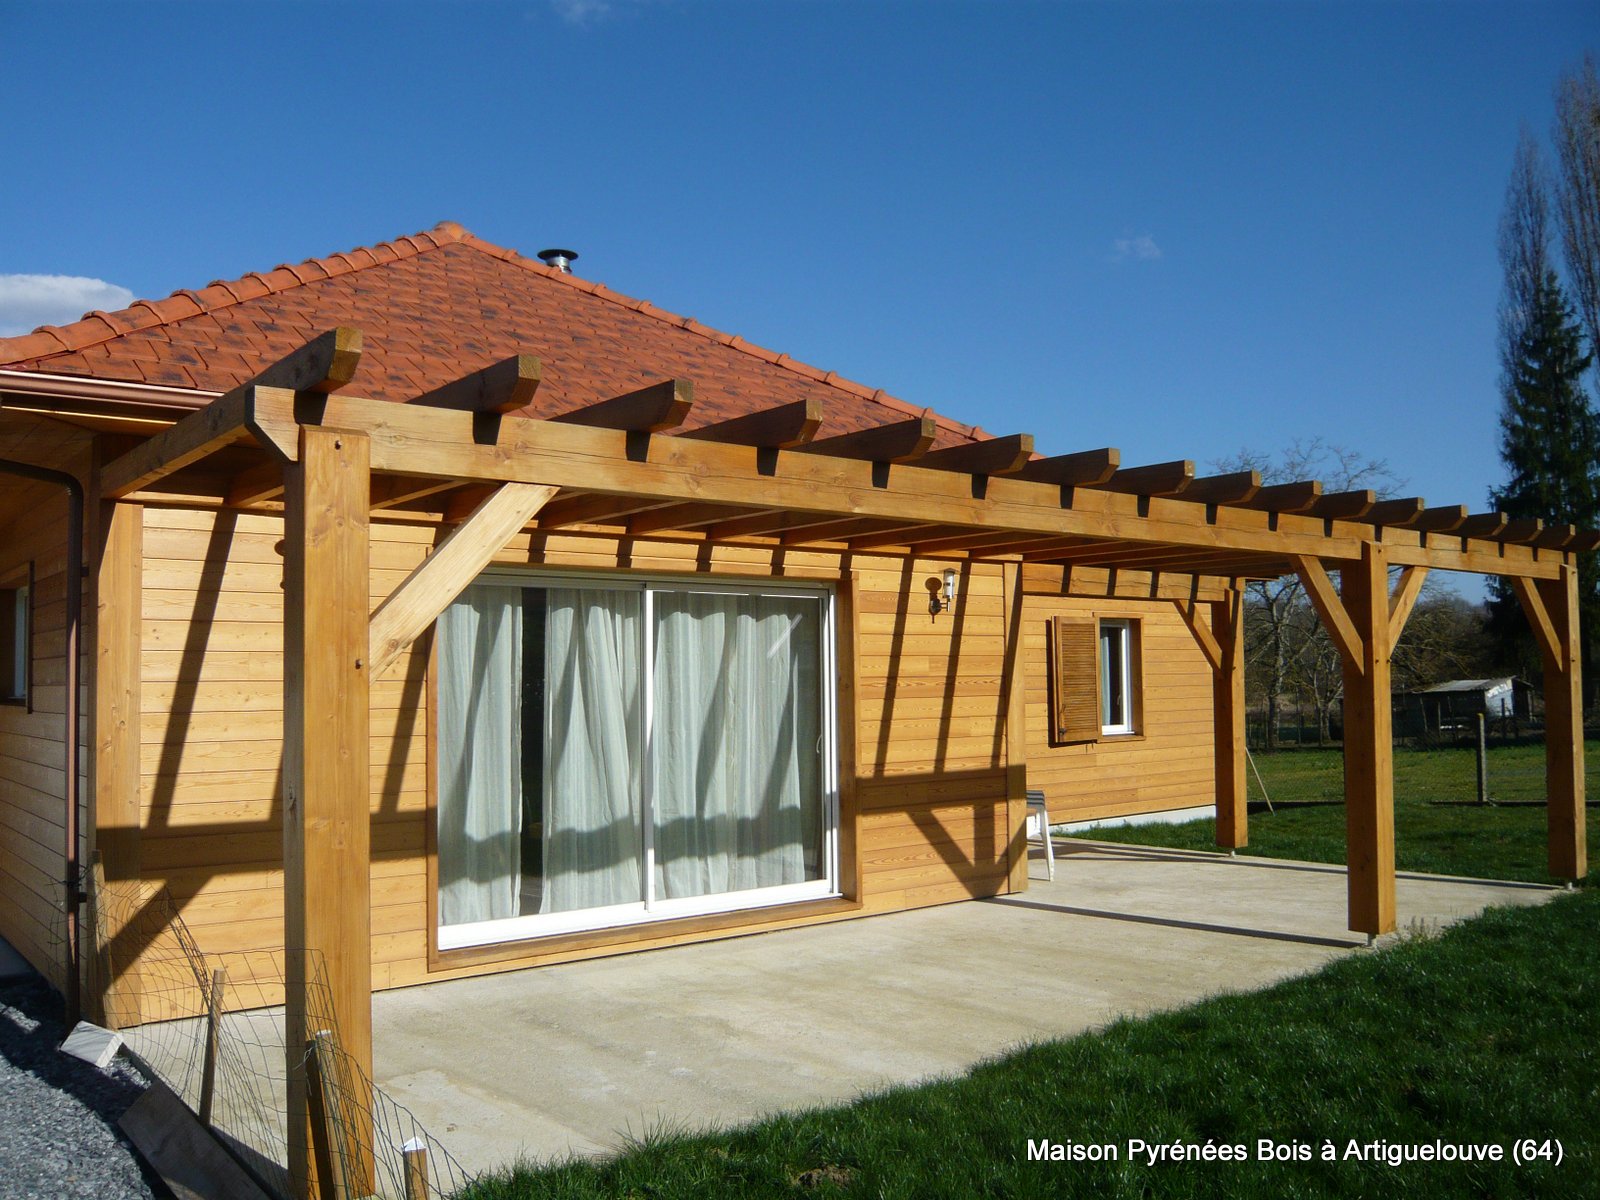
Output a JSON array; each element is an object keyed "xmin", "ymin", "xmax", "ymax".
[{"xmin": 367, "ymin": 482, "xmax": 557, "ymax": 678}]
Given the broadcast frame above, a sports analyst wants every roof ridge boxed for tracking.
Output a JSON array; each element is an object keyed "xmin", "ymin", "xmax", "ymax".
[{"xmin": 0, "ymin": 221, "xmax": 981, "ymax": 443}]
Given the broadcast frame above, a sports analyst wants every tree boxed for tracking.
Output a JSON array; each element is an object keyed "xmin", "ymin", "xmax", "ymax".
[
  {"xmin": 1213, "ymin": 439, "xmax": 1402, "ymax": 748},
  {"xmin": 1553, "ymin": 54, "xmax": 1600, "ymax": 397},
  {"xmin": 1488, "ymin": 131, "xmax": 1600, "ymax": 701}
]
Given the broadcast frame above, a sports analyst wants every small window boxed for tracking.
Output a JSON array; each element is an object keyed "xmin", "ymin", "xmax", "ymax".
[
  {"xmin": 1049, "ymin": 614, "xmax": 1141, "ymax": 743},
  {"xmin": 0, "ymin": 564, "xmax": 32, "ymax": 708},
  {"xmin": 1098, "ymin": 619, "xmax": 1135, "ymax": 735}
]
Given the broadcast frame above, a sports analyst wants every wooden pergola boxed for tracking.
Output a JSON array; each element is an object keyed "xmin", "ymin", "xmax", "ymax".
[{"xmin": 81, "ymin": 330, "xmax": 1588, "ymax": 1195}]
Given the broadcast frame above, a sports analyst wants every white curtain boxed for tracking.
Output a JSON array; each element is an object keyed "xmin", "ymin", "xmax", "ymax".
[
  {"xmin": 437, "ymin": 584, "xmax": 523, "ymax": 926},
  {"xmin": 652, "ymin": 592, "xmax": 820, "ymax": 900},
  {"xmin": 542, "ymin": 588, "xmax": 644, "ymax": 913}
]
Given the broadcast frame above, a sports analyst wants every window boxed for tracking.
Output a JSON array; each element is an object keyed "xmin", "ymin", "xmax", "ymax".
[
  {"xmin": 0, "ymin": 565, "xmax": 31, "ymax": 708},
  {"xmin": 1098, "ymin": 619, "xmax": 1135, "ymax": 735},
  {"xmin": 1049, "ymin": 614, "xmax": 1141, "ymax": 743},
  {"xmin": 435, "ymin": 573, "xmax": 839, "ymax": 949}
]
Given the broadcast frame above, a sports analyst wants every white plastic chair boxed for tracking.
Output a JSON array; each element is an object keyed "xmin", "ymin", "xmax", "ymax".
[{"xmin": 1025, "ymin": 788, "xmax": 1055, "ymax": 881}]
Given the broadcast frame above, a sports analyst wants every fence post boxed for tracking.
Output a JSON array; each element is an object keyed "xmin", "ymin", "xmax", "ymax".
[
  {"xmin": 198, "ymin": 966, "xmax": 227, "ymax": 1126},
  {"xmin": 1476, "ymin": 713, "xmax": 1488, "ymax": 806},
  {"xmin": 307, "ymin": 1033, "xmax": 352, "ymax": 1200},
  {"xmin": 403, "ymin": 1139, "xmax": 431, "ymax": 1200}
]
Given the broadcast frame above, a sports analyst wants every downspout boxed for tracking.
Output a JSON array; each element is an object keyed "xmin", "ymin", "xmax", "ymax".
[{"xmin": 0, "ymin": 459, "xmax": 84, "ymax": 1024}]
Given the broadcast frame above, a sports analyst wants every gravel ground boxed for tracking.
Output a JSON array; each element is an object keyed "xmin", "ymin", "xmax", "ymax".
[{"xmin": 0, "ymin": 976, "xmax": 163, "ymax": 1199}]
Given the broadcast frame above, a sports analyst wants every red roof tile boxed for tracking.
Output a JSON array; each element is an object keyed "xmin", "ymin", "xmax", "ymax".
[{"xmin": 0, "ymin": 222, "xmax": 983, "ymax": 446}]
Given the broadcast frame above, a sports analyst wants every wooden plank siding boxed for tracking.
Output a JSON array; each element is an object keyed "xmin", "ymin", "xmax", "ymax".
[
  {"xmin": 1022, "ymin": 594, "xmax": 1216, "ymax": 823},
  {"xmin": 124, "ymin": 501, "xmax": 1019, "ymax": 1014},
  {"xmin": 0, "ymin": 415, "xmax": 96, "ymax": 990}
]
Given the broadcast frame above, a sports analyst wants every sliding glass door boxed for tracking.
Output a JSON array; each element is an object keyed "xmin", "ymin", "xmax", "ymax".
[{"xmin": 437, "ymin": 574, "xmax": 836, "ymax": 949}]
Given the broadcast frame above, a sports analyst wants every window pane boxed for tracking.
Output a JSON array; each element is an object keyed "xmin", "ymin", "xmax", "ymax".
[
  {"xmin": 437, "ymin": 584, "xmax": 525, "ymax": 926},
  {"xmin": 1099, "ymin": 624, "xmax": 1124, "ymax": 729},
  {"xmin": 540, "ymin": 588, "xmax": 644, "ymax": 914},
  {"xmin": 651, "ymin": 592, "xmax": 823, "ymax": 901}
]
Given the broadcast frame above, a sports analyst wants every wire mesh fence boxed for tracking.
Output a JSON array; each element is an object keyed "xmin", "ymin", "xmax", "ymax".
[
  {"xmin": 73, "ymin": 875, "xmax": 474, "ymax": 1199},
  {"xmin": 1244, "ymin": 715, "xmax": 1581, "ymax": 810}
]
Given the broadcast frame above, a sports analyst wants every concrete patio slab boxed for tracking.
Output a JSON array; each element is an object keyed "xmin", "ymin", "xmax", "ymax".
[{"xmin": 371, "ymin": 841, "xmax": 1559, "ymax": 1176}]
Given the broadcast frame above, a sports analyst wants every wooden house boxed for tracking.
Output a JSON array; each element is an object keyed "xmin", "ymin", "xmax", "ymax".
[{"xmin": 0, "ymin": 224, "xmax": 1587, "ymax": 1183}]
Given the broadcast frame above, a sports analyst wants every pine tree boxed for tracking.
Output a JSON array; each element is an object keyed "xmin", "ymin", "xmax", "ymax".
[
  {"xmin": 1490, "ymin": 271, "xmax": 1599, "ymax": 526},
  {"xmin": 1487, "ymin": 270, "xmax": 1600, "ymax": 696}
]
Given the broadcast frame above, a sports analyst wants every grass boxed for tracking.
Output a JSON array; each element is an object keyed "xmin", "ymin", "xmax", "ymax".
[
  {"xmin": 1069, "ymin": 739, "xmax": 1600, "ymax": 884},
  {"xmin": 458, "ymin": 886, "xmax": 1599, "ymax": 1199}
]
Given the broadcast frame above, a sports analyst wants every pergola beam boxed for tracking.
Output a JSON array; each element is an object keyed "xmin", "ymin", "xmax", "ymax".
[
  {"xmin": 536, "ymin": 493, "xmax": 674, "ymax": 529},
  {"xmin": 802, "ymin": 416, "xmax": 935, "ymax": 463},
  {"xmin": 244, "ymin": 389, "xmax": 1566, "ymax": 578},
  {"xmin": 1360, "ymin": 497, "xmax": 1427, "ymax": 527},
  {"xmin": 1307, "ymin": 489, "xmax": 1375, "ymax": 520},
  {"xmin": 1091, "ymin": 459, "xmax": 1194, "ymax": 497},
  {"xmin": 408, "ymin": 354, "xmax": 542, "ymax": 415},
  {"xmin": 552, "ymin": 379, "xmax": 693, "ymax": 432},
  {"xmin": 370, "ymin": 475, "xmax": 463, "ymax": 510},
  {"xmin": 1235, "ymin": 480, "xmax": 1323, "ymax": 514},
  {"xmin": 629, "ymin": 502, "xmax": 770, "ymax": 536},
  {"xmin": 680, "ymin": 398, "xmax": 821, "ymax": 448},
  {"xmin": 1182, "ymin": 469, "xmax": 1261, "ymax": 505},
  {"xmin": 917, "ymin": 433, "xmax": 1034, "ymax": 476},
  {"xmin": 1014, "ymin": 447, "xmax": 1120, "ymax": 486}
]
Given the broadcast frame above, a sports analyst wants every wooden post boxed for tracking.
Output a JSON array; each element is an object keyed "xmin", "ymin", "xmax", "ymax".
[
  {"xmin": 283, "ymin": 427, "xmax": 372, "ymax": 1199},
  {"xmin": 1002, "ymin": 562, "xmax": 1032, "ymax": 892},
  {"xmin": 402, "ymin": 1140, "xmax": 431, "ymax": 1200},
  {"xmin": 91, "ymin": 498, "xmax": 143, "ymax": 1028},
  {"xmin": 1212, "ymin": 589, "xmax": 1248, "ymax": 849},
  {"xmin": 306, "ymin": 1033, "xmax": 353, "ymax": 1200},
  {"xmin": 1476, "ymin": 713, "xmax": 1488, "ymax": 807},
  {"xmin": 1339, "ymin": 543, "xmax": 1396, "ymax": 936},
  {"xmin": 1516, "ymin": 565, "xmax": 1587, "ymax": 879},
  {"xmin": 199, "ymin": 967, "xmax": 227, "ymax": 1126}
]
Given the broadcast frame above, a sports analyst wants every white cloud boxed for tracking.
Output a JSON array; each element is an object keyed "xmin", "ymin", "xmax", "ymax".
[
  {"xmin": 549, "ymin": 0, "xmax": 613, "ymax": 26},
  {"xmin": 1111, "ymin": 234, "xmax": 1163, "ymax": 263},
  {"xmin": 0, "ymin": 273, "xmax": 136, "ymax": 337}
]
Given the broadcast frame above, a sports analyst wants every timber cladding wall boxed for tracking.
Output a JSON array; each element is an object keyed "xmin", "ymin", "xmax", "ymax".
[
  {"xmin": 0, "ymin": 500, "xmax": 73, "ymax": 988},
  {"xmin": 0, "ymin": 416, "xmax": 94, "ymax": 989},
  {"xmin": 129, "ymin": 508, "xmax": 1015, "ymax": 1006},
  {"xmin": 1022, "ymin": 594, "xmax": 1215, "ymax": 823}
]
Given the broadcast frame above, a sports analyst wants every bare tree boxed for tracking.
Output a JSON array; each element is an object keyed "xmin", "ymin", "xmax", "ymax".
[
  {"xmin": 1501, "ymin": 128, "xmax": 1555, "ymax": 364},
  {"xmin": 1553, "ymin": 54, "xmax": 1600, "ymax": 385},
  {"xmin": 1213, "ymin": 439, "xmax": 1403, "ymax": 748}
]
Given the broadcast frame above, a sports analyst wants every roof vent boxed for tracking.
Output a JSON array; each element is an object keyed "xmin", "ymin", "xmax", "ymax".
[{"xmin": 537, "ymin": 248, "xmax": 578, "ymax": 274}]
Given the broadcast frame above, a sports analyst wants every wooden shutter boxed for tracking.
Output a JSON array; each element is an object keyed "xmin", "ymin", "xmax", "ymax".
[{"xmin": 1049, "ymin": 616, "xmax": 1101, "ymax": 743}]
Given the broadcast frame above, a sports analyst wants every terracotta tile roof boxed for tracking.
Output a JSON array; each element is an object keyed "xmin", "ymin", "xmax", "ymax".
[{"xmin": 0, "ymin": 222, "xmax": 985, "ymax": 447}]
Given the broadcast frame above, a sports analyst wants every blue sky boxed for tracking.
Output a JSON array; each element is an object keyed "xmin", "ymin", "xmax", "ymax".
[{"xmin": 1, "ymin": 0, "xmax": 1593, "ymax": 522}]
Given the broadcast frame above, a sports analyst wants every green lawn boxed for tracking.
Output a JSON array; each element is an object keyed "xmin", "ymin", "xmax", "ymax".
[
  {"xmin": 1071, "ymin": 740, "xmax": 1599, "ymax": 884},
  {"xmin": 459, "ymin": 887, "xmax": 1598, "ymax": 1199}
]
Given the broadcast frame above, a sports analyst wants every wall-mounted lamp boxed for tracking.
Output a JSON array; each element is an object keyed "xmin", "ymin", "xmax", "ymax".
[{"xmin": 929, "ymin": 568, "xmax": 958, "ymax": 616}]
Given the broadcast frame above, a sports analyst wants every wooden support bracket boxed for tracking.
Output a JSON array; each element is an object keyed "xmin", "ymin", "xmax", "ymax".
[
  {"xmin": 1387, "ymin": 565, "xmax": 1428, "ymax": 645},
  {"xmin": 1511, "ymin": 575, "xmax": 1564, "ymax": 669},
  {"xmin": 1172, "ymin": 599, "xmax": 1224, "ymax": 672},
  {"xmin": 368, "ymin": 482, "xmax": 557, "ymax": 677},
  {"xmin": 1292, "ymin": 554, "xmax": 1365, "ymax": 672}
]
